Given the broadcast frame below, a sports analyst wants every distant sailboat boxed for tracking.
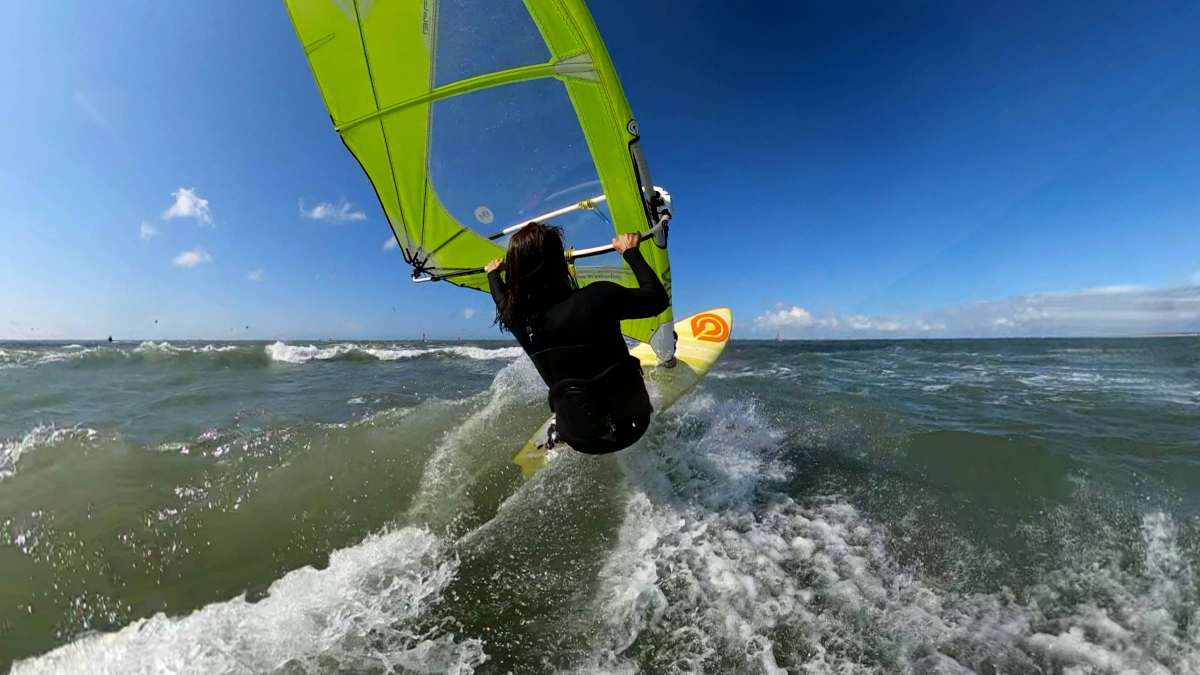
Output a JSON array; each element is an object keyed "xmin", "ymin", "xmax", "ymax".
[{"xmin": 774, "ymin": 331, "xmax": 782, "ymax": 342}]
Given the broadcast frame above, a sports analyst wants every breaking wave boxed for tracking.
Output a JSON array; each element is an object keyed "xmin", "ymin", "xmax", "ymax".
[
  {"xmin": 0, "ymin": 424, "xmax": 98, "ymax": 482},
  {"xmin": 263, "ymin": 341, "xmax": 524, "ymax": 364},
  {"xmin": 0, "ymin": 341, "xmax": 524, "ymax": 370},
  {"xmin": 10, "ymin": 528, "xmax": 487, "ymax": 675},
  {"xmin": 576, "ymin": 395, "xmax": 1200, "ymax": 674}
]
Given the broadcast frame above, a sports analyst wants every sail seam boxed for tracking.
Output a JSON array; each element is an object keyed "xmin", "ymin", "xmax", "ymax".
[
  {"xmin": 420, "ymin": 0, "xmax": 440, "ymax": 250},
  {"xmin": 350, "ymin": 0, "xmax": 408, "ymax": 249}
]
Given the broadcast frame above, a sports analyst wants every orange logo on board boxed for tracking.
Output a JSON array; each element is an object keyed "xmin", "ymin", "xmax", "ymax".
[{"xmin": 691, "ymin": 313, "xmax": 729, "ymax": 342}]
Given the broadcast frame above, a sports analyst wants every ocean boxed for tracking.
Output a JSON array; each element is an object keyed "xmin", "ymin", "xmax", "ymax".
[{"xmin": 1, "ymin": 337, "xmax": 1198, "ymax": 674}]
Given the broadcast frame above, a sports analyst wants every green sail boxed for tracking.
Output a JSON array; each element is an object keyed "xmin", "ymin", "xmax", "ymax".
[{"xmin": 284, "ymin": 0, "xmax": 674, "ymax": 356}]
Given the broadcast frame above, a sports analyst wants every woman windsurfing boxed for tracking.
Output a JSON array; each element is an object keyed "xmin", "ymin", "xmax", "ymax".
[{"xmin": 486, "ymin": 222, "xmax": 669, "ymax": 454}]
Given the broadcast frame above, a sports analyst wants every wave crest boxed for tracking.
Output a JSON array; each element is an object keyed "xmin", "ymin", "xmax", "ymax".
[
  {"xmin": 1, "ymin": 424, "xmax": 98, "ymax": 482},
  {"xmin": 264, "ymin": 341, "xmax": 523, "ymax": 364},
  {"xmin": 0, "ymin": 341, "xmax": 524, "ymax": 369}
]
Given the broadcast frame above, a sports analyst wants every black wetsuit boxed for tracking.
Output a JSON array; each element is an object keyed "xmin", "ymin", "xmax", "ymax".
[{"xmin": 489, "ymin": 247, "xmax": 669, "ymax": 454}]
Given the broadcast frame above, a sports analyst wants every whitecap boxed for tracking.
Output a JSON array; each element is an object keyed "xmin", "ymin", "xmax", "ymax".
[
  {"xmin": 263, "ymin": 341, "xmax": 524, "ymax": 364},
  {"xmin": 264, "ymin": 341, "xmax": 355, "ymax": 363},
  {"xmin": 436, "ymin": 345, "xmax": 525, "ymax": 361},
  {"xmin": 1, "ymin": 424, "xmax": 97, "ymax": 481}
]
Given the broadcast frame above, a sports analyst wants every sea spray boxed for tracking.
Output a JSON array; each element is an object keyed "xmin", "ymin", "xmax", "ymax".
[
  {"xmin": 576, "ymin": 392, "xmax": 1200, "ymax": 674},
  {"xmin": 10, "ymin": 527, "xmax": 487, "ymax": 675},
  {"xmin": 405, "ymin": 356, "xmax": 546, "ymax": 535}
]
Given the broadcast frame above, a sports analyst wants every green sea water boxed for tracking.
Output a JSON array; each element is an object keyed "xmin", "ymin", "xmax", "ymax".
[{"xmin": 1, "ymin": 337, "xmax": 1198, "ymax": 674}]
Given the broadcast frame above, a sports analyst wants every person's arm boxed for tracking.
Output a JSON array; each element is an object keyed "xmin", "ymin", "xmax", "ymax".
[
  {"xmin": 486, "ymin": 258, "xmax": 506, "ymax": 310},
  {"xmin": 591, "ymin": 234, "xmax": 669, "ymax": 321}
]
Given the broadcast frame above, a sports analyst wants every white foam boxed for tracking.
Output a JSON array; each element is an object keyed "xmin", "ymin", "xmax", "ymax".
[
  {"xmin": 575, "ymin": 395, "xmax": 1199, "ymax": 674},
  {"xmin": 1, "ymin": 424, "xmax": 97, "ymax": 482},
  {"xmin": 197, "ymin": 344, "xmax": 241, "ymax": 353},
  {"xmin": 1011, "ymin": 367, "xmax": 1199, "ymax": 407},
  {"xmin": 582, "ymin": 396, "xmax": 833, "ymax": 673},
  {"xmin": 0, "ymin": 346, "xmax": 100, "ymax": 368},
  {"xmin": 264, "ymin": 341, "xmax": 355, "ymax": 363},
  {"xmin": 1007, "ymin": 512, "xmax": 1196, "ymax": 675},
  {"xmin": 0, "ymin": 347, "xmax": 31, "ymax": 365},
  {"xmin": 363, "ymin": 346, "xmax": 436, "ymax": 360},
  {"xmin": 11, "ymin": 527, "xmax": 488, "ymax": 675},
  {"xmin": 0, "ymin": 341, "xmax": 522, "ymax": 368},
  {"xmin": 436, "ymin": 345, "xmax": 526, "ymax": 361},
  {"xmin": 1, "ymin": 343, "xmax": 258, "ymax": 369},
  {"xmin": 263, "ymin": 341, "xmax": 524, "ymax": 364},
  {"xmin": 132, "ymin": 342, "xmax": 242, "ymax": 355}
]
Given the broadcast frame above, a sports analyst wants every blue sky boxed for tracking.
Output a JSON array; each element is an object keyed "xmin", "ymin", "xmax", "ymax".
[{"xmin": 2, "ymin": 1, "xmax": 1198, "ymax": 340}]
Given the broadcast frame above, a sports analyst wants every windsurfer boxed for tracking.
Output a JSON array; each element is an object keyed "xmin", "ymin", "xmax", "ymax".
[{"xmin": 486, "ymin": 222, "xmax": 668, "ymax": 454}]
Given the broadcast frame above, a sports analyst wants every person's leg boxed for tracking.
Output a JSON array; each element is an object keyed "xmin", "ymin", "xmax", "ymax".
[
  {"xmin": 550, "ymin": 360, "xmax": 654, "ymax": 454},
  {"xmin": 558, "ymin": 401, "xmax": 652, "ymax": 455}
]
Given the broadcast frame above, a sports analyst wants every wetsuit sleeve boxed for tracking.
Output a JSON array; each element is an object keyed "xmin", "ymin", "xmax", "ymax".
[
  {"xmin": 488, "ymin": 270, "xmax": 506, "ymax": 311},
  {"xmin": 589, "ymin": 247, "xmax": 669, "ymax": 321}
]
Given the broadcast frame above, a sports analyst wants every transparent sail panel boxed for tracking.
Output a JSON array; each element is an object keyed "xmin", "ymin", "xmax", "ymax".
[
  {"xmin": 428, "ymin": 78, "xmax": 621, "ymax": 259},
  {"xmin": 433, "ymin": 0, "xmax": 549, "ymax": 88}
]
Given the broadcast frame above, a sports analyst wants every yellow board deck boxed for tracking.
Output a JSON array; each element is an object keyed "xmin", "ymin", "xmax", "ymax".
[{"xmin": 513, "ymin": 308, "xmax": 733, "ymax": 477}]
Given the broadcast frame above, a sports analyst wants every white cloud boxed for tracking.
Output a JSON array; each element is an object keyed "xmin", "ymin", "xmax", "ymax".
[
  {"xmin": 383, "ymin": 237, "xmax": 399, "ymax": 251},
  {"xmin": 300, "ymin": 199, "xmax": 366, "ymax": 223},
  {"xmin": 173, "ymin": 246, "xmax": 213, "ymax": 269},
  {"xmin": 1192, "ymin": 271, "xmax": 1200, "ymax": 285},
  {"xmin": 163, "ymin": 188, "xmax": 213, "ymax": 225},
  {"xmin": 841, "ymin": 314, "xmax": 943, "ymax": 333},
  {"xmin": 754, "ymin": 304, "xmax": 815, "ymax": 330},
  {"xmin": 247, "ymin": 268, "xmax": 264, "ymax": 282},
  {"xmin": 463, "ymin": 307, "xmax": 478, "ymax": 319},
  {"xmin": 756, "ymin": 283, "xmax": 1200, "ymax": 338},
  {"xmin": 139, "ymin": 221, "xmax": 159, "ymax": 240},
  {"xmin": 754, "ymin": 303, "xmax": 942, "ymax": 337}
]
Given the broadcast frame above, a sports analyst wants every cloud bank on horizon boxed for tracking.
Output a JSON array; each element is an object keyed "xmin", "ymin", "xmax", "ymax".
[{"xmin": 754, "ymin": 282, "xmax": 1200, "ymax": 338}]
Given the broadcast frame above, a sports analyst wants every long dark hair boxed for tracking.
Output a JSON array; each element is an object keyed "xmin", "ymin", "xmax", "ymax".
[{"xmin": 496, "ymin": 222, "xmax": 575, "ymax": 333}]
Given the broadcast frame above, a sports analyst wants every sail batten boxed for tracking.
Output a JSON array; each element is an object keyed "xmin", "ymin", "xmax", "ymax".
[{"xmin": 334, "ymin": 61, "xmax": 567, "ymax": 133}]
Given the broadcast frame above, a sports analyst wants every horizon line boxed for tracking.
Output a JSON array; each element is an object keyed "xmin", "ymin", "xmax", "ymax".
[{"xmin": 3, "ymin": 333, "xmax": 1198, "ymax": 344}]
